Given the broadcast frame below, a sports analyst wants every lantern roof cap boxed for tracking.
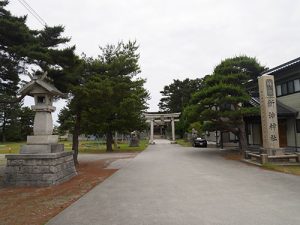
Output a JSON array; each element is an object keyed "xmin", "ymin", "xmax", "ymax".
[{"xmin": 19, "ymin": 72, "xmax": 64, "ymax": 97}]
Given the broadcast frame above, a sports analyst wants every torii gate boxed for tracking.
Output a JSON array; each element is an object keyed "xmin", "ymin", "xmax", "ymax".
[{"xmin": 144, "ymin": 112, "xmax": 180, "ymax": 144}]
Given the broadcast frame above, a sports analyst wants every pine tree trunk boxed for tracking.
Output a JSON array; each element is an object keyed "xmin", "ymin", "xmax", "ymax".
[
  {"xmin": 114, "ymin": 131, "xmax": 118, "ymax": 150},
  {"xmin": 238, "ymin": 120, "xmax": 247, "ymax": 157},
  {"xmin": 72, "ymin": 111, "xmax": 81, "ymax": 166},
  {"xmin": 106, "ymin": 130, "xmax": 113, "ymax": 152},
  {"xmin": 2, "ymin": 116, "xmax": 6, "ymax": 142}
]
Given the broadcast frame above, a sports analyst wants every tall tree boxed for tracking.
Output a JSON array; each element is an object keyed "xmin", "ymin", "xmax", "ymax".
[
  {"xmin": 78, "ymin": 41, "xmax": 149, "ymax": 152},
  {"xmin": 159, "ymin": 78, "xmax": 203, "ymax": 113},
  {"xmin": 189, "ymin": 56, "xmax": 265, "ymax": 154},
  {"xmin": 58, "ymin": 82, "xmax": 85, "ymax": 165},
  {"xmin": 0, "ymin": 0, "xmax": 29, "ymax": 140},
  {"xmin": 158, "ymin": 78, "xmax": 204, "ymax": 137}
]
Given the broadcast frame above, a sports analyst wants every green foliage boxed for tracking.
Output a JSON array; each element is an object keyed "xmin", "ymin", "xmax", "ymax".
[
  {"xmin": 0, "ymin": 1, "xmax": 23, "ymax": 135},
  {"xmin": 75, "ymin": 140, "xmax": 148, "ymax": 153},
  {"xmin": 159, "ymin": 78, "xmax": 204, "ymax": 113},
  {"xmin": 0, "ymin": 104, "xmax": 34, "ymax": 141},
  {"xmin": 0, "ymin": 1, "xmax": 78, "ymax": 142},
  {"xmin": 214, "ymin": 55, "xmax": 265, "ymax": 81},
  {"xmin": 185, "ymin": 56, "xmax": 265, "ymax": 152},
  {"xmin": 82, "ymin": 42, "xmax": 149, "ymax": 134},
  {"xmin": 0, "ymin": 141, "xmax": 25, "ymax": 154},
  {"xmin": 262, "ymin": 163, "xmax": 300, "ymax": 176},
  {"xmin": 188, "ymin": 121, "xmax": 203, "ymax": 134},
  {"xmin": 1, "ymin": 0, "xmax": 79, "ymax": 96},
  {"xmin": 159, "ymin": 78, "xmax": 204, "ymax": 137},
  {"xmin": 0, "ymin": 139, "xmax": 149, "ymax": 155},
  {"xmin": 190, "ymin": 56, "xmax": 265, "ymax": 132},
  {"xmin": 202, "ymin": 121, "xmax": 216, "ymax": 132},
  {"xmin": 176, "ymin": 139, "xmax": 192, "ymax": 147},
  {"xmin": 59, "ymin": 41, "xmax": 149, "ymax": 152},
  {"xmin": 18, "ymin": 106, "xmax": 34, "ymax": 139},
  {"xmin": 58, "ymin": 105, "xmax": 75, "ymax": 134}
]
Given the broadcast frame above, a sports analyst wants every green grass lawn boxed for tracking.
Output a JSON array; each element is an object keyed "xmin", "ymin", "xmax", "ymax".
[
  {"xmin": 262, "ymin": 163, "xmax": 300, "ymax": 176},
  {"xmin": 0, "ymin": 142, "xmax": 25, "ymax": 154},
  {"xmin": 0, "ymin": 139, "xmax": 149, "ymax": 154},
  {"xmin": 75, "ymin": 139, "xmax": 149, "ymax": 153},
  {"xmin": 176, "ymin": 139, "xmax": 192, "ymax": 147}
]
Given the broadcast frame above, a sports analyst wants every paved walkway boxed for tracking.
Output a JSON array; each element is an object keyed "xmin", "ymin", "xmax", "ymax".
[{"xmin": 47, "ymin": 141, "xmax": 300, "ymax": 225}]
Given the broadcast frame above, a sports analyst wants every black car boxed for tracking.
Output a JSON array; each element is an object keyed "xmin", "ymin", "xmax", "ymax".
[{"xmin": 193, "ymin": 137, "xmax": 207, "ymax": 147}]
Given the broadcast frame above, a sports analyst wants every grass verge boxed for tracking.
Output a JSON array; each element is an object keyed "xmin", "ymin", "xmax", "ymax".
[
  {"xmin": 262, "ymin": 163, "xmax": 300, "ymax": 176},
  {"xmin": 0, "ymin": 142, "xmax": 24, "ymax": 154},
  {"xmin": 76, "ymin": 139, "xmax": 148, "ymax": 153},
  {"xmin": 0, "ymin": 140, "xmax": 149, "ymax": 154},
  {"xmin": 176, "ymin": 139, "xmax": 192, "ymax": 147}
]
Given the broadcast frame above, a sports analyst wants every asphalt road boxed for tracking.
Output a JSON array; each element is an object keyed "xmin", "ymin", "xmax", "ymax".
[{"xmin": 47, "ymin": 140, "xmax": 300, "ymax": 225}]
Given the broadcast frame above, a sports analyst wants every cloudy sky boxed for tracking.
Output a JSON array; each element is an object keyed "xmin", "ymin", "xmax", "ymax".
[{"xmin": 7, "ymin": 0, "xmax": 300, "ymax": 122}]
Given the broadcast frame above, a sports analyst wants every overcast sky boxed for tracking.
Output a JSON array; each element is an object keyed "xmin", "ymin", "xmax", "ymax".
[{"xmin": 7, "ymin": 0, "xmax": 300, "ymax": 123}]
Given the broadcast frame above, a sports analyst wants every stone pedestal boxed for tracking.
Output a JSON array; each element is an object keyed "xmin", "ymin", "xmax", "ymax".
[
  {"xmin": 20, "ymin": 143, "xmax": 64, "ymax": 154},
  {"xmin": 261, "ymin": 154, "xmax": 268, "ymax": 164},
  {"xmin": 129, "ymin": 138, "xmax": 139, "ymax": 147},
  {"xmin": 261, "ymin": 147, "xmax": 285, "ymax": 156},
  {"xmin": 4, "ymin": 152, "xmax": 77, "ymax": 187},
  {"xmin": 20, "ymin": 135, "xmax": 63, "ymax": 154}
]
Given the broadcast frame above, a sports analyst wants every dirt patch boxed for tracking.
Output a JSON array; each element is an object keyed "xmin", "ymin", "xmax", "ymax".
[
  {"xmin": 221, "ymin": 150, "xmax": 242, "ymax": 161},
  {"xmin": 0, "ymin": 156, "xmax": 133, "ymax": 225}
]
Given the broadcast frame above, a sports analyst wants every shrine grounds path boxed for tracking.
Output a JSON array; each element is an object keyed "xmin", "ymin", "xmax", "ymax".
[{"xmin": 47, "ymin": 140, "xmax": 300, "ymax": 225}]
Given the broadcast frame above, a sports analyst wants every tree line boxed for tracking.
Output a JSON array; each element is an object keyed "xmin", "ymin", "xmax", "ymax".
[{"xmin": 0, "ymin": 1, "xmax": 149, "ymax": 164}]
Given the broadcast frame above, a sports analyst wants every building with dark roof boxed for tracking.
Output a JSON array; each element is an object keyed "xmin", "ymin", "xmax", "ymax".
[{"xmin": 245, "ymin": 57, "xmax": 300, "ymax": 151}]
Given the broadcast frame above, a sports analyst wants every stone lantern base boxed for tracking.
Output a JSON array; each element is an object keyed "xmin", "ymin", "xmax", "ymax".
[
  {"xmin": 20, "ymin": 135, "xmax": 63, "ymax": 154},
  {"xmin": 4, "ymin": 151, "xmax": 77, "ymax": 187}
]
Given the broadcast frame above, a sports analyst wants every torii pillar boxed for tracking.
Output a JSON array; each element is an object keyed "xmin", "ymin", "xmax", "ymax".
[
  {"xmin": 171, "ymin": 117, "xmax": 176, "ymax": 144},
  {"xmin": 149, "ymin": 119, "xmax": 155, "ymax": 144}
]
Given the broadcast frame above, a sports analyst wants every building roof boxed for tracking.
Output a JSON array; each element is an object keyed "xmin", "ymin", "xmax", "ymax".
[
  {"xmin": 249, "ymin": 97, "xmax": 298, "ymax": 117},
  {"xmin": 262, "ymin": 57, "xmax": 300, "ymax": 75}
]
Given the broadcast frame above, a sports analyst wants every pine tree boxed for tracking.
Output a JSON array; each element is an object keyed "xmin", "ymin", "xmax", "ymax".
[
  {"xmin": 0, "ymin": 0, "xmax": 26, "ymax": 140},
  {"xmin": 189, "ymin": 56, "xmax": 265, "ymax": 154},
  {"xmin": 59, "ymin": 41, "xmax": 149, "ymax": 153},
  {"xmin": 159, "ymin": 78, "xmax": 204, "ymax": 113}
]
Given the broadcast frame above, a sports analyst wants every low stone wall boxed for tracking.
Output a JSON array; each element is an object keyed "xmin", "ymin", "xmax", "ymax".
[
  {"xmin": 245, "ymin": 151, "xmax": 300, "ymax": 165},
  {"xmin": 4, "ymin": 152, "xmax": 77, "ymax": 187}
]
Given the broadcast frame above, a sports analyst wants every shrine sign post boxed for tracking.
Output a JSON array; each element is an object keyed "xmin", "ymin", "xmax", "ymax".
[{"xmin": 258, "ymin": 74, "xmax": 283, "ymax": 155}]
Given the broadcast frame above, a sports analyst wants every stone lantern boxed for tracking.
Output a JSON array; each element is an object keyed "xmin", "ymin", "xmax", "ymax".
[
  {"xmin": 18, "ymin": 74, "xmax": 64, "ymax": 153},
  {"xmin": 4, "ymin": 73, "xmax": 77, "ymax": 186}
]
